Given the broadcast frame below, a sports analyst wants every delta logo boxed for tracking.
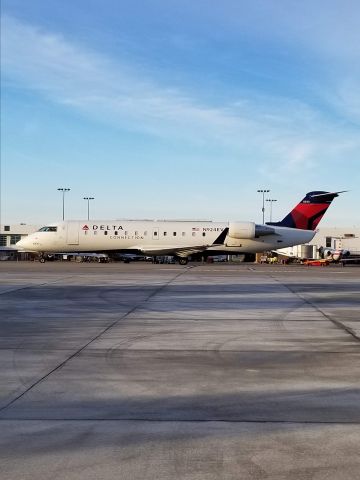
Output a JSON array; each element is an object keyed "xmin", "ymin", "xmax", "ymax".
[{"xmin": 82, "ymin": 224, "xmax": 124, "ymax": 231}]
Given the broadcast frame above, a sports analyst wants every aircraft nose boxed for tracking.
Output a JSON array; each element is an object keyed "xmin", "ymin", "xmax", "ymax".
[{"xmin": 16, "ymin": 238, "xmax": 29, "ymax": 250}]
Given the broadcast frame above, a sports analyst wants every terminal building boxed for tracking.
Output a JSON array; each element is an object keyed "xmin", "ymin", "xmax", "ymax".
[
  {"xmin": 1, "ymin": 223, "xmax": 359, "ymax": 261},
  {"xmin": 277, "ymin": 226, "xmax": 360, "ymax": 258},
  {"xmin": 0, "ymin": 224, "xmax": 41, "ymax": 260}
]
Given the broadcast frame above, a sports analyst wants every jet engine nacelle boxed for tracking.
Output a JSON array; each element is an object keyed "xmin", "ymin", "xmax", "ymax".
[
  {"xmin": 228, "ymin": 222, "xmax": 256, "ymax": 239},
  {"xmin": 320, "ymin": 247, "xmax": 351, "ymax": 261},
  {"xmin": 332, "ymin": 249, "xmax": 350, "ymax": 261}
]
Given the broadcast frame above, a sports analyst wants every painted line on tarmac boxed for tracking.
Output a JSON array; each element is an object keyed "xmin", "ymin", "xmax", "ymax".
[
  {"xmin": 0, "ymin": 267, "xmax": 193, "ymax": 414},
  {"xmin": 270, "ymin": 275, "xmax": 360, "ymax": 343}
]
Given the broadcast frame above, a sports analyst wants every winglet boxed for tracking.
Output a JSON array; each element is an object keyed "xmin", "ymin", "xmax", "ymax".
[{"xmin": 212, "ymin": 227, "xmax": 229, "ymax": 245}]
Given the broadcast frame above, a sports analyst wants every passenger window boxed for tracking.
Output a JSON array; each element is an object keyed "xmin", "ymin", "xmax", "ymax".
[
  {"xmin": 154, "ymin": 231, "xmax": 158, "ymax": 236},
  {"xmin": 164, "ymin": 232, "xmax": 167, "ymax": 236},
  {"xmin": 192, "ymin": 232, "xmax": 196, "ymax": 237},
  {"xmin": 94, "ymin": 231, "xmax": 97, "ymax": 235},
  {"xmin": 182, "ymin": 232, "xmax": 186, "ymax": 236},
  {"xmin": 104, "ymin": 231, "xmax": 108, "ymax": 236},
  {"xmin": 135, "ymin": 231, "xmax": 138, "ymax": 236},
  {"xmin": 144, "ymin": 231, "xmax": 148, "ymax": 236},
  {"xmin": 202, "ymin": 232, "xmax": 206, "ymax": 237},
  {"xmin": 125, "ymin": 231, "xmax": 128, "ymax": 236},
  {"xmin": 115, "ymin": 231, "xmax": 118, "ymax": 235},
  {"xmin": 173, "ymin": 232, "xmax": 177, "ymax": 236}
]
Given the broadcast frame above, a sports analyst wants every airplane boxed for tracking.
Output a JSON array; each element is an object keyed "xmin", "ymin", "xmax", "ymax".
[
  {"xmin": 316, "ymin": 246, "xmax": 360, "ymax": 266},
  {"xmin": 318, "ymin": 246, "xmax": 351, "ymax": 261},
  {"xmin": 16, "ymin": 191, "xmax": 344, "ymax": 264}
]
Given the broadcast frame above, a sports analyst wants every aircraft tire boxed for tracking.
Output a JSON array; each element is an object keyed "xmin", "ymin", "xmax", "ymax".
[
  {"xmin": 39, "ymin": 257, "xmax": 45, "ymax": 263},
  {"xmin": 178, "ymin": 257, "xmax": 188, "ymax": 265}
]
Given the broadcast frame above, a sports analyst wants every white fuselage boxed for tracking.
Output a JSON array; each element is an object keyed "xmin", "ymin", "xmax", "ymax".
[{"xmin": 16, "ymin": 220, "xmax": 315, "ymax": 256}]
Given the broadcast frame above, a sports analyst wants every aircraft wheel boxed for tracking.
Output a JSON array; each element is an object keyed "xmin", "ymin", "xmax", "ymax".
[
  {"xmin": 39, "ymin": 257, "xmax": 45, "ymax": 263},
  {"xmin": 178, "ymin": 257, "xmax": 188, "ymax": 265}
]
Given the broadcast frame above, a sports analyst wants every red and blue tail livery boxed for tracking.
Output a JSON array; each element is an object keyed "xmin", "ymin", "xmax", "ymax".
[{"xmin": 268, "ymin": 191, "xmax": 345, "ymax": 231}]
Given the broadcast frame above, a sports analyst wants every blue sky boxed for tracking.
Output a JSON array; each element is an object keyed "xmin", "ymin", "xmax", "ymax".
[{"xmin": 1, "ymin": 0, "xmax": 359, "ymax": 226}]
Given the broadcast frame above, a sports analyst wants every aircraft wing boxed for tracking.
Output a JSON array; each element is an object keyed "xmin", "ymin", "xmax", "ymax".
[
  {"xmin": 134, "ymin": 245, "xmax": 208, "ymax": 257},
  {"xmin": 133, "ymin": 228, "xmax": 229, "ymax": 258}
]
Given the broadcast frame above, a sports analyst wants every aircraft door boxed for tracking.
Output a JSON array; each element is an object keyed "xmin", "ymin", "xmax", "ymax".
[
  {"xmin": 152, "ymin": 228, "xmax": 159, "ymax": 240},
  {"xmin": 67, "ymin": 222, "xmax": 79, "ymax": 245}
]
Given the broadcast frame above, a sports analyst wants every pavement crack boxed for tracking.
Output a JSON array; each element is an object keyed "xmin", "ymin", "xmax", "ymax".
[{"xmin": 0, "ymin": 418, "xmax": 359, "ymax": 424}]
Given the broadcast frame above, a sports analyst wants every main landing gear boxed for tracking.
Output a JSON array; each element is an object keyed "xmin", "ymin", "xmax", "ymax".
[
  {"xmin": 177, "ymin": 257, "xmax": 188, "ymax": 266},
  {"xmin": 38, "ymin": 253, "xmax": 46, "ymax": 263}
]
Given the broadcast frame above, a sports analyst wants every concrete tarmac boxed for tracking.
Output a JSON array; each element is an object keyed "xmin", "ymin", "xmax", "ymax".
[{"xmin": 0, "ymin": 262, "xmax": 359, "ymax": 479}]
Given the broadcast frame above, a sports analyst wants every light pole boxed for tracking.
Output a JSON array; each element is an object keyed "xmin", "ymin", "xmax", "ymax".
[
  {"xmin": 57, "ymin": 188, "xmax": 70, "ymax": 220},
  {"xmin": 257, "ymin": 189, "xmax": 270, "ymax": 224},
  {"xmin": 83, "ymin": 197, "xmax": 94, "ymax": 220},
  {"xmin": 266, "ymin": 198, "xmax": 277, "ymax": 222}
]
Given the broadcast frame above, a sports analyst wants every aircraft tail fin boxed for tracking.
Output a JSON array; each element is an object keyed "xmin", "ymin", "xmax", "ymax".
[{"xmin": 267, "ymin": 191, "xmax": 345, "ymax": 230}]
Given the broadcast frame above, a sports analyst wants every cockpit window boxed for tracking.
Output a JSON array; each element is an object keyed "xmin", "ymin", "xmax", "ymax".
[{"xmin": 38, "ymin": 226, "xmax": 57, "ymax": 232}]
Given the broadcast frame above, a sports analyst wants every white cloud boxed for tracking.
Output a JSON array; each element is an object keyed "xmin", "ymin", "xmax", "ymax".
[{"xmin": 1, "ymin": 14, "xmax": 360, "ymax": 181}]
